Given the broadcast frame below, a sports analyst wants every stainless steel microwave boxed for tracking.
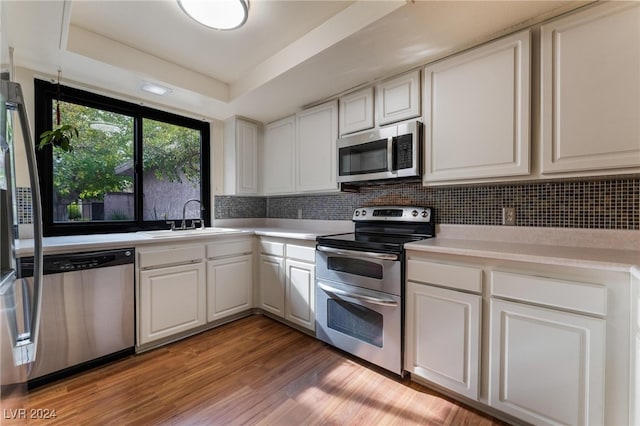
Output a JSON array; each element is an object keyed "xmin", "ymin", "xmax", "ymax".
[{"xmin": 337, "ymin": 120, "xmax": 422, "ymax": 183}]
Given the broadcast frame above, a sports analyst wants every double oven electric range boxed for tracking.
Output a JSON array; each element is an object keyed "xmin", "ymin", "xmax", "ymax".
[{"xmin": 315, "ymin": 206, "xmax": 434, "ymax": 375}]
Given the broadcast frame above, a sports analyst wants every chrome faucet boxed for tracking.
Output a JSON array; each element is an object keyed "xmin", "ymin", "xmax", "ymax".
[{"xmin": 179, "ymin": 199, "xmax": 204, "ymax": 230}]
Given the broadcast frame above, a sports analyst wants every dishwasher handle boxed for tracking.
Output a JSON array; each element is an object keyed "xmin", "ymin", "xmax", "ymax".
[{"xmin": 19, "ymin": 248, "xmax": 134, "ymax": 277}]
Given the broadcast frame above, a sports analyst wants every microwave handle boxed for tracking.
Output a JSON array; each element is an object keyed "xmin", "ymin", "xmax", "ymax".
[{"xmin": 387, "ymin": 137, "xmax": 396, "ymax": 174}]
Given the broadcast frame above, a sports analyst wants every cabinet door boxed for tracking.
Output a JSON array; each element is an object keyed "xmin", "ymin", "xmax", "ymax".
[
  {"xmin": 259, "ymin": 254, "xmax": 285, "ymax": 317},
  {"xmin": 285, "ymin": 259, "xmax": 315, "ymax": 331},
  {"xmin": 405, "ymin": 282, "xmax": 481, "ymax": 400},
  {"xmin": 224, "ymin": 118, "xmax": 259, "ymax": 195},
  {"xmin": 340, "ymin": 87, "xmax": 374, "ymax": 135},
  {"xmin": 424, "ymin": 30, "xmax": 530, "ymax": 182},
  {"xmin": 263, "ymin": 116, "xmax": 296, "ymax": 194},
  {"xmin": 138, "ymin": 262, "xmax": 206, "ymax": 345},
  {"xmin": 207, "ymin": 255, "xmax": 252, "ymax": 322},
  {"xmin": 377, "ymin": 69, "xmax": 420, "ymax": 125},
  {"xmin": 296, "ymin": 100, "xmax": 338, "ymax": 193},
  {"xmin": 236, "ymin": 119, "xmax": 259, "ymax": 194},
  {"xmin": 489, "ymin": 299, "xmax": 605, "ymax": 425},
  {"xmin": 541, "ymin": 3, "xmax": 640, "ymax": 173}
]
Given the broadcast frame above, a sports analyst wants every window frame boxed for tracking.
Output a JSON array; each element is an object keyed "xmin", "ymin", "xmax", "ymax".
[{"xmin": 34, "ymin": 78, "xmax": 211, "ymax": 236}]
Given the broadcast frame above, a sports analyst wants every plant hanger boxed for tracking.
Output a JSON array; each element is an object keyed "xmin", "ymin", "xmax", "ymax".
[{"xmin": 38, "ymin": 67, "xmax": 78, "ymax": 152}]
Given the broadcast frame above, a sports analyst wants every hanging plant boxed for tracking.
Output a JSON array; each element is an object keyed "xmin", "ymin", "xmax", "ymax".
[{"xmin": 38, "ymin": 68, "xmax": 79, "ymax": 152}]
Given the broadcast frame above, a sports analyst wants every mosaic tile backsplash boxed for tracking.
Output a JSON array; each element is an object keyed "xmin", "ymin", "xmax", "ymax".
[
  {"xmin": 215, "ymin": 176, "xmax": 640, "ymax": 230},
  {"xmin": 214, "ymin": 196, "xmax": 267, "ymax": 219},
  {"xmin": 18, "ymin": 177, "xmax": 640, "ymax": 230},
  {"xmin": 16, "ymin": 187, "xmax": 33, "ymax": 225}
]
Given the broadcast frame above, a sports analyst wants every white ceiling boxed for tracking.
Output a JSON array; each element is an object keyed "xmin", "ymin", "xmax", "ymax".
[{"xmin": 2, "ymin": 0, "xmax": 591, "ymax": 124}]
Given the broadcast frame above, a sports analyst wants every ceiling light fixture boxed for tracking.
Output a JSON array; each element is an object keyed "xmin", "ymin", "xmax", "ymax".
[
  {"xmin": 139, "ymin": 81, "xmax": 172, "ymax": 96},
  {"xmin": 177, "ymin": 0, "xmax": 249, "ymax": 31}
]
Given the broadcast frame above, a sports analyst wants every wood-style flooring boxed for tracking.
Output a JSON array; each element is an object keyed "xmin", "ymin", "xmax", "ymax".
[{"xmin": 2, "ymin": 315, "xmax": 507, "ymax": 425}]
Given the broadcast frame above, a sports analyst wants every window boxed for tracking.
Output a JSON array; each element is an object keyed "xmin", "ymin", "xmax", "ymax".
[{"xmin": 34, "ymin": 79, "xmax": 210, "ymax": 236}]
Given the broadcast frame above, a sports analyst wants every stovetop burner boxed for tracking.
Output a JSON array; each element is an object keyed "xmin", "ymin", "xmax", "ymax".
[{"xmin": 317, "ymin": 206, "xmax": 435, "ymax": 254}]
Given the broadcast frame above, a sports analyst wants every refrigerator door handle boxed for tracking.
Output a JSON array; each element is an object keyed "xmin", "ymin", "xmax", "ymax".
[
  {"xmin": 3, "ymin": 81, "xmax": 44, "ymax": 364},
  {"xmin": 0, "ymin": 269, "xmax": 16, "ymax": 293}
]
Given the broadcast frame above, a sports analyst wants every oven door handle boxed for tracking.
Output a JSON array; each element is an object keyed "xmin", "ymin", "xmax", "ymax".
[
  {"xmin": 318, "ymin": 282, "xmax": 399, "ymax": 307},
  {"xmin": 316, "ymin": 246, "xmax": 398, "ymax": 261}
]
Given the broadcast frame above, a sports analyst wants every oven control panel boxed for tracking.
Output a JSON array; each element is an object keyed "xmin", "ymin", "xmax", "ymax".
[{"xmin": 353, "ymin": 206, "xmax": 431, "ymax": 222}]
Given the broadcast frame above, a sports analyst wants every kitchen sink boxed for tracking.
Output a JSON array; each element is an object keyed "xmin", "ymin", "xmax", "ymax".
[{"xmin": 139, "ymin": 227, "xmax": 243, "ymax": 238}]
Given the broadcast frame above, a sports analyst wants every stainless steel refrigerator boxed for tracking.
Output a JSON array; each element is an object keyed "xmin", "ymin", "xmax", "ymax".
[{"xmin": 0, "ymin": 76, "xmax": 44, "ymax": 407}]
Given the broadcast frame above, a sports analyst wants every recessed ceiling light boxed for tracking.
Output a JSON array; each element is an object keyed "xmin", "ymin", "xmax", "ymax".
[
  {"xmin": 139, "ymin": 81, "xmax": 172, "ymax": 96},
  {"xmin": 178, "ymin": 0, "xmax": 249, "ymax": 31}
]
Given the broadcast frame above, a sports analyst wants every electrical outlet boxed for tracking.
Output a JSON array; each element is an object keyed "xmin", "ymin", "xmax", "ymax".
[{"xmin": 502, "ymin": 207, "xmax": 516, "ymax": 226}]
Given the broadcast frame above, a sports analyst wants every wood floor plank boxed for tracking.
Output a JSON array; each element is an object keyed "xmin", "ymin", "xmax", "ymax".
[{"xmin": 1, "ymin": 315, "xmax": 508, "ymax": 425}]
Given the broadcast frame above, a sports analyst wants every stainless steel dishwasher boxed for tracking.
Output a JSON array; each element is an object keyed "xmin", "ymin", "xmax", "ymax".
[{"xmin": 18, "ymin": 248, "xmax": 135, "ymax": 387}]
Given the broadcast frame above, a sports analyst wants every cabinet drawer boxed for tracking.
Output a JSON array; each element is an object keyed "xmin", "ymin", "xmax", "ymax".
[
  {"xmin": 407, "ymin": 259, "xmax": 482, "ymax": 293},
  {"xmin": 260, "ymin": 240, "xmax": 285, "ymax": 256},
  {"xmin": 490, "ymin": 271, "xmax": 607, "ymax": 316},
  {"xmin": 286, "ymin": 243, "xmax": 315, "ymax": 263},
  {"xmin": 206, "ymin": 238, "xmax": 252, "ymax": 259},
  {"xmin": 138, "ymin": 245, "xmax": 204, "ymax": 269}
]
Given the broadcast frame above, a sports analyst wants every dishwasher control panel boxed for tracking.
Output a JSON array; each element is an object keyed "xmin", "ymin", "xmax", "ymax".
[{"xmin": 18, "ymin": 248, "xmax": 134, "ymax": 277}]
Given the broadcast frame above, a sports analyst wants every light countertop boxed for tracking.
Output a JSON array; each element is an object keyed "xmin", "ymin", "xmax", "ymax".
[
  {"xmin": 406, "ymin": 226, "xmax": 640, "ymax": 274},
  {"xmin": 16, "ymin": 232, "xmax": 149, "ymax": 257},
  {"xmin": 15, "ymin": 222, "xmax": 639, "ymax": 277},
  {"xmin": 405, "ymin": 238, "xmax": 640, "ymax": 272},
  {"xmin": 15, "ymin": 226, "xmax": 325, "ymax": 257}
]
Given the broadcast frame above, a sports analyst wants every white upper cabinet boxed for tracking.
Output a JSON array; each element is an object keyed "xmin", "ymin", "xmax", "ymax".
[
  {"xmin": 263, "ymin": 115, "xmax": 296, "ymax": 195},
  {"xmin": 377, "ymin": 69, "xmax": 421, "ymax": 126},
  {"xmin": 296, "ymin": 100, "xmax": 339, "ymax": 193},
  {"xmin": 223, "ymin": 117, "xmax": 260, "ymax": 195},
  {"xmin": 540, "ymin": 3, "xmax": 640, "ymax": 174},
  {"xmin": 339, "ymin": 86, "xmax": 374, "ymax": 135},
  {"xmin": 424, "ymin": 30, "xmax": 530, "ymax": 183}
]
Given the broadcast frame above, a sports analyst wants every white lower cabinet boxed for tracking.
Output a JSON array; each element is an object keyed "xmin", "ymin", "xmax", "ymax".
[
  {"xmin": 489, "ymin": 298, "xmax": 605, "ymax": 426},
  {"xmin": 406, "ymin": 282, "xmax": 481, "ymax": 400},
  {"xmin": 404, "ymin": 250, "xmax": 634, "ymax": 426},
  {"xmin": 285, "ymin": 258, "xmax": 315, "ymax": 331},
  {"xmin": 405, "ymin": 258, "xmax": 482, "ymax": 400},
  {"xmin": 258, "ymin": 238, "xmax": 316, "ymax": 332},
  {"xmin": 258, "ymin": 254, "xmax": 285, "ymax": 317},
  {"xmin": 207, "ymin": 254, "xmax": 253, "ymax": 322},
  {"xmin": 138, "ymin": 262, "xmax": 206, "ymax": 345},
  {"xmin": 137, "ymin": 237, "xmax": 253, "ymax": 348},
  {"xmin": 206, "ymin": 238, "xmax": 254, "ymax": 322}
]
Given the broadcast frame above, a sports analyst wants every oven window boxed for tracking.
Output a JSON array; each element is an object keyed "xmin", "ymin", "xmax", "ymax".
[
  {"xmin": 339, "ymin": 139, "xmax": 388, "ymax": 176},
  {"xmin": 327, "ymin": 299, "xmax": 383, "ymax": 347},
  {"xmin": 327, "ymin": 257, "xmax": 383, "ymax": 279}
]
